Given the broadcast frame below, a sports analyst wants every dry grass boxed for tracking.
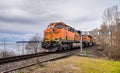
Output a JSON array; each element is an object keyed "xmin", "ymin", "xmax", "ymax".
[{"xmin": 27, "ymin": 56, "xmax": 120, "ymax": 73}]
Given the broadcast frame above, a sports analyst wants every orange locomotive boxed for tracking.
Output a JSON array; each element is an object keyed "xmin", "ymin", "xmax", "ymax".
[
  {"xmin": 82, "ymin": 35, "xmax": 96, "ymax": 47},
  {"xmin": 41, "ymin": 22, "xmax": 96, "ymax": 52}
]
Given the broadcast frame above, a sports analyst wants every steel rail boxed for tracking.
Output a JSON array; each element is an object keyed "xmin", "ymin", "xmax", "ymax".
[
  {"xmin": 1, "ymin": 53, "xmax": 73, "ymax": 73},
  {"xmin": 0, "ymin": 47, "xmax": 77, "ymax": 65},
  {"xmin": 0, "ymin": 52, "xmax": 51, "ymax": 65}
]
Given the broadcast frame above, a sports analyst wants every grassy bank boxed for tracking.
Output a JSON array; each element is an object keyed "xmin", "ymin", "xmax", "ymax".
[{"xmin": 29, "ymin": 56, "xmax": 120, "ymax": 73}]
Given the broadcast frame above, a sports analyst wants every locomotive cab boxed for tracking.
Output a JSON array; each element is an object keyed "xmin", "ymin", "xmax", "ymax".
[
  {"xmin": 43, "ymin": 22, "xmax": 65, "ymax": 42},
  {"xmin": 42, "ymin": 22, "xmax": 67, "ymax": 51}
]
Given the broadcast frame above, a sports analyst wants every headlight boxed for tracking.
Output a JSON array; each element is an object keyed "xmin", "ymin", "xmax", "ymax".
[
  {"xmin": 56, "ymin": 38, "xmax": 62, "ymax": 44},
  {"xmin": 55, "ymin": 38, "xmax": 61, "ymax": 41}
]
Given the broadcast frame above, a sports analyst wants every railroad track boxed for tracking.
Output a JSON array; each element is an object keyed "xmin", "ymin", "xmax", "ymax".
[
  {"xmin": 0, "ymin": 52, "xmax": 51, "ymax": 65},
  {"xmin": 0, "ymin": 45, "xmax": 99, "ymax": 65},
  {"xmin": 1, "ymin": 53, "xmax": 73, "ymax": 73},
  {"xmin": 0, "ymin": 46, "xmax": 99, "ymax": 73}
]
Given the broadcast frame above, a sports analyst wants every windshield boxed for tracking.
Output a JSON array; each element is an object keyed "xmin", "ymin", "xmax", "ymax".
[{"xmin": 55, "ymin": 23, "xmax": 63, "ymax": 29}]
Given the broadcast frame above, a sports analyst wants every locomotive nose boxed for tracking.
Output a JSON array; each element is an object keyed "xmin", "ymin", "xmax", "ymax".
[{"xmin": 44, "ymin": 28, "xmax": 58, "ymax": 42}]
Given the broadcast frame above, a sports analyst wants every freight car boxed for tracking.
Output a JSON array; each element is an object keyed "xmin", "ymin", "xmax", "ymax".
[{"xmin": 41, "ymin": 22, "xmax": 96, "ymax": 52}]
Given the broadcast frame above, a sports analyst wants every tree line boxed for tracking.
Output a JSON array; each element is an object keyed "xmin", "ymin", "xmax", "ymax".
[{"xmin": 92, "ymin": 5, "xmax": 120, "ymax": 60}]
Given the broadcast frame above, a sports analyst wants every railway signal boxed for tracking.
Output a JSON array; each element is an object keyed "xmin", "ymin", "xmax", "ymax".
[
  {"xmin": 79, "ymin": 31, "xmax": 87, "ymax": 56},
  {"xmin": 90, "ymin": 31, "xmax": 111, "ymax": 35}
]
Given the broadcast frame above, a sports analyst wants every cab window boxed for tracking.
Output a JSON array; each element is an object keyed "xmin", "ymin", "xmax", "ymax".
[{"xmin": 55, "ymin": 23, "xmax": 63, "ymax": 29}]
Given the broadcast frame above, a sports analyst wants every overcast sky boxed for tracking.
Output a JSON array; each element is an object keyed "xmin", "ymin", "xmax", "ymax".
[{"xmin": 0, "ymin": 0, "xmax": 120, "ymax": 42}]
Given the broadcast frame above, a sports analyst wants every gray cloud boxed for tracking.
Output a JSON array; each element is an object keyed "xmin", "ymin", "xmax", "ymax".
[
  {"xmin": 0, "ymin": 15, "xmax": 38, "ymax": 24},
  {"xmin": 0, "ymin": 0, "xmax": 120, "ymax": 41}
]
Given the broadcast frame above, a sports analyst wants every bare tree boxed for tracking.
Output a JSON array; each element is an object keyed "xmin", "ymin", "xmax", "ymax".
[
  {"xmin": 103, "ymin": 6, "xmax": 118, "ymax": 46},
  {"xmin": 92, "ymin": 5, "xmax": 120, "ymax": 60},
  {"xmin": 25, "ymin": 34, "xmax": 41, "ymax": 54},
  {"xmin": 111, "ymin": 22, "xmax": 120, "ymax": 60},
  {"xmin": 102, "ymin": 5, "xmax": 120, "ymax": 60},
  {"xmin": 0, "ymin": 51, "xmax": 15, "ymax": 58}
]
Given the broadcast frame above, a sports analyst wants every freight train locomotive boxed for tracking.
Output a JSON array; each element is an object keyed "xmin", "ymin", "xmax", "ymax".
[{"xmin": 41, "ymin": 22, "xmax": 96, "ymax": 52}]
